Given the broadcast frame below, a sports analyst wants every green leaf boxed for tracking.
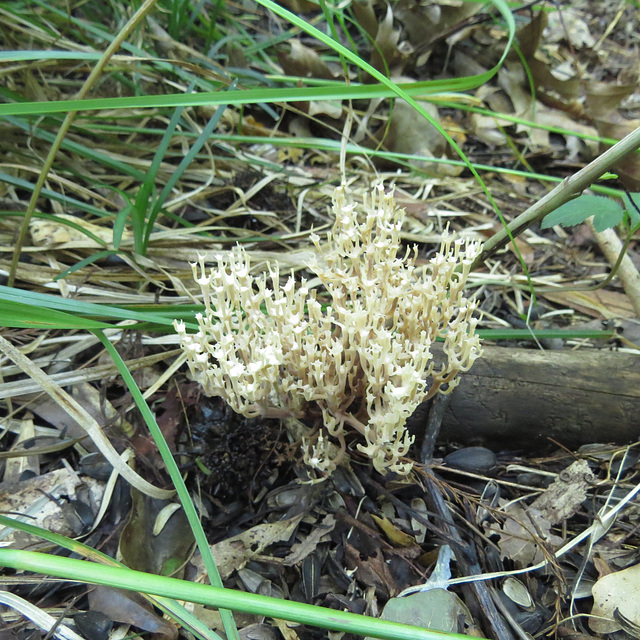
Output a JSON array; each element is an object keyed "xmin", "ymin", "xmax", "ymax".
[
  {"xmin": 0, "ymin": 285, "xmax": 193, "ymax": 329},
  {"xmin": 53, "ymin": 250, "xmax": 124, "ymax": 282},
  {"xmin": 0, "ymin": 300, "xmax": 113, "ymax": 329},
  {"xmin": 541, "ymin": 194, "xmax": 625, "ymax": 232},
  {"xmin": 623, "ymin": 192, "xmax": 640, "ymax": 227}
]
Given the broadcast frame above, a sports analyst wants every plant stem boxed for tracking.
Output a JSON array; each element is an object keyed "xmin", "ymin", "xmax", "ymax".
[
  {"xmin": 473, "ymin": 124, "xmax": 640, "ymax": 269},
  {"xmin": 0, "ymin": 550, "xmax": 479, "ymax": 640},
  {"xmin": 7, "ymin": 0, "xmax": 160, "ymax": 287}
]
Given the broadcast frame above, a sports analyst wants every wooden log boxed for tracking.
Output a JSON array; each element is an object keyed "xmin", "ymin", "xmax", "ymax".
[{"xmin": 425, "ymin": 344, "xmax": 640, "ymax": 449}]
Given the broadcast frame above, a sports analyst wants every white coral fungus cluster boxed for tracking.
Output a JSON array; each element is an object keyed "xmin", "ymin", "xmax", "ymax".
[{"xmin": 174, "ymin": 183, "xmax": 483, "ymax": 475}]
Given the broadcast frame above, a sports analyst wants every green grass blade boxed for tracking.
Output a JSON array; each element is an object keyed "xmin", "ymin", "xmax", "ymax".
[
  {"xmin": 142, "ymin": 98, "xmax": 231, "ymax": 252},
  {"xmin": 0, "ymin": 549, "xmax": 481, "ymax": 640},
  {"xmin": 0, "ymin": 78, "xmax": 508, "ymax": 117},
  {"xmin": 0, "ymin": 516, "xmax": 223, "ymax": 640},
  {"xmin": 0, "ymin": 172, "xmax": 110, "ymax": 220},
  {"xmin": 52, "ymin": 251, "xmax": 125, "ymax": 282},
  {"xmin": 132, "ymin": 89, "xmax": 192, "ymax": 254},
  {"xmin": 93, "ymin": 331, "xmax": 239, "ymax": 640},
  {"xmin": 0, "ymin": 300, "xmax": 113, "ymax": 330},
  {"xmin": 4, "ymin": 116, "xmax": 147, "ymax": 181},
  {"xmin": 0, "ymin": 286, "xmax": 195, "ymax": 330}
]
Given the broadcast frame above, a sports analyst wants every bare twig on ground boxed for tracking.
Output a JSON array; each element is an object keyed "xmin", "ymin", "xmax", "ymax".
[
  {"xmin": 473, "ymin": 124, "xmax": 640, "ymax": 269},
  {"xmin": 587, "ymin": 219, "xmax": 640, "ymax": 317}
]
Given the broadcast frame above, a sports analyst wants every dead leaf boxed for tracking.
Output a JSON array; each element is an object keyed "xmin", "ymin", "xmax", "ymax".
[
  {"xmin": 277, "ymin": 40, "xmax": 335, "ymax": 80},
  {"xmin": 369, "ymin": 6, "xmax": 404, "ymax": 76},
  {"xmin": 394, "ymin": 0, "xmax": 480, "ymax": 50},
  {"xmin": 586, "ymin": 81, "xmax": 637, "ymax": 119},
  {"xmin": 89, "ymin": 586, "xmax": 177, "ymax": 640},
  {"xmin": 595, "ymin": 116, "xmax": 640, "ymax": 190},
  {"xmin": 372, "ymin": 515, "xmax": 416, "ymax": 548},
  {"xmin": 4, "ymin": 413, "xmax": 39, "ymax": 481},
  {"xmin": 351, "ymin": 0, "xmax": 378, "ymax": 40},
  {"xmin": 541, "ymin": 288, "xmax": 636, "ymax": 319},
  {"xmin": 193, "ymin": 515, "xmax": 303, "ymax": 580},
  {"xmin": 373, "ymin": 589, "xmax": 476, "ymax": 636},
  {"xmin": 0, "ymin": 468, "xmax": 104, "ymax": 547},
  {"xmin": 488, "ymin": 500, "xmax": 562, "ymax": 567},
  {"xmin": 29, "ymin": 214, "xmax": 128, "ymax": 248},
  {"xmin": 489, "ymin": 460, "xmax": 591, "ymax": 566},
  {"xmin": 530, "ymin": 459, "xmax": 593, "ymax": 524},
  {"xmin": 345, "ymin": 544, "xmax": 397, "ymax": 599},
  {"xmin": 282, "ymin": 514, "xmax": 336, "ymax": 565},
  {"xmin": 590, "ymin": 563, "xmax": 640, "ymax": 633},
  {"xmin": 372, "ymin": 99, "xmax": 450, "ymax": 174},
  {"xmin": 119, "ymin": 489, "xmax": 194, "ymax": 577},
  {"xmin": 544, "ymin": 8, "xmax": 595, "ymax": 48},
  {"xmin": 516, "ymin": 11, "xmax": 581, "ymax": 103}
]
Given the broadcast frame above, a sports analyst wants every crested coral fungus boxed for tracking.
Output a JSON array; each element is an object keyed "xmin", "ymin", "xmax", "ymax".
[{"xmin": 174, "ymin": 183, "xmax": 482, "ymax": 475}]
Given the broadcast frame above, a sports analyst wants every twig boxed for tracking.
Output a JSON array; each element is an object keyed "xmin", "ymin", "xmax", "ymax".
[
  {"xmin": 420, "ymin": 392, "xmax": 452, "ymax": 463},
  {"xmin": 422, "ymin": 474, "xmax": 515, "ymax": 640},
  {"xmin": 586, "ymin": 219, "xmax": 640, "ymax": 317},
  {"xmin": 472, "ymin": 124, "xmax": 640, "ymax": 270},
  {"xmin": 7, "ymin": 0, "xmax": 160, "ymax": 287}
]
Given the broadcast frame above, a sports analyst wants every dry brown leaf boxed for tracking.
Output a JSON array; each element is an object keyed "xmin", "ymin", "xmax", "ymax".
[
  {"xmin": 345, "ymin": 544, "xmax": 397, "ymax": 599},
  {"xmin": 595, "ymin": 116, "xmax": 640, "ymax": 190},
  {"xmin": 590, "ymin": 563, "xmax": 640, "ymax": 634},
  {"xmin": 541, "ymin": 288, "xmax": 636, "ymax": 319},
  {"xmin": 544, "ymin": 8, "xmax": 594, "ymax": 48},
  {"xmin": 488, "ymin": 500, "xmax": 563, "ymax": 567},
  {"xmin": 0, "ymin": 468, "xmax": 104, "ymax": 546},
  {"xmin": 30, "ymin": 214, "xmax": 130, "ymax": 248},
  {"xmin": 4, "ymin": 413, "xmax": 38, "ymax": 481},
  {"xmin": 351, "ymin": 0, "xmax": 378, "ymax": 40},
  {"xmin": 282, "ymin": 514, "xmax": 335, "ymax": 565},
  {"xmin": 372, "ymin": 515, "xmax": 417, "ymax": 548},
  {"xmin": 89, "ymin": 586, "xmax": 178, "ymax": 640},
  {"xmin": 369, "ymin": 6, "xmax": 404, "ymax": 75},
  {"xmin": 516, "ymin": 12, "xmax": 581, "ymax": 103},
  {"xmin": 529, "ymin": 459, "xmax": 592, "ymax": 524},
  {"xmin": 372, "ymin": 100, "xmax": 452, "ymax": 174},
  {"xmin": 394, "ymin": 0, "xmax": 480, "ymax": 50},
  {"xmin": 276, "ymin": 40, "xmax": 335, "ymax": 80},
  {"xmin": 193, "ymin": 515, "xmax": 304, "ymax": 580},
  {"xmin": 586, "ymin": 81, "xmax": 638, "ymax": 119}
]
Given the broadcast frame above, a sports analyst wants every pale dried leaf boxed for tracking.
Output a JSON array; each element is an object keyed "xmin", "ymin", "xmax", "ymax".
[
  {"xmin": 530, "ymin": 459, "xmax": 593, "ymax": 524},
  {"xmin": 193, "ymin": 515, "xmax": 304, "ymax": 579},
  {"xmin": 590, "ymin": 563, "xmax": 640, "ymax": 634}
]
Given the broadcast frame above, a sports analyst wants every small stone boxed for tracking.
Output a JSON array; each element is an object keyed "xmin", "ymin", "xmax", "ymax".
[{"xmin": 443, "ymin": 446, "xmax": 497, "ymax": 474}]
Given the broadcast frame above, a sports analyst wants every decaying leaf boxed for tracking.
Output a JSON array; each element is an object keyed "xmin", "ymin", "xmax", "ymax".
[
  {"xmin": 0, "ymin": 468, "xmax": 104, "ymax": 547},
  {"xmin": 193, "ymin": 515, "xmax": 304, "ymax": 580},
  {"xmin": 369, "ymin": 6, "xmax": 404, "ymax": 76},
  {"xmin": 374, "ymin": 589, "xmax": 476, "ymax": 636},
  {"xmin": 89, "ymin": 586, "xmax": 178, "ymax": 640},
  {"xmin": 544, "ymin": 8, "xmax": 595, "ymax": 48},
  {"xmin": 29, "ymin": 214, "xmax": 130, "ymax": 249},
  {"xmin": 372, "ymin": 514, "xmax": 416, "ymax": 548},
  {"xmin": 590, "ymin": 563, "xmax": 640, "ymax": 634},
  {"xmin": 372, "ymin": 99, "xmax": 451, "ymax": 174},
  {"xmin": 119, "ymin": 489, "xmax": 194, "ymax": 577},
  {"xmin": 489, "ymin": 501, "xmax": 561, "ymax": 566},
  {"xmin": 529, "ymin": 459, "xmax": 593, "ymax": 524},
  {"xmin": 282, "ymin": 514, "xmax": 336, "ymax": 565},
  {"xmin": 487, "ymin": 459, "xmax": 592, "ymax": 566},
  {"xmin": 276, "ymin": 40, "xmax": 335, "ymax": 80},
  {"xmin": 345, "ymin": 544, "xmax": 397, "ymax": 599},
  {"xmin": 541, "ymin": 288, "xmax": 636, "ymax": 320}
]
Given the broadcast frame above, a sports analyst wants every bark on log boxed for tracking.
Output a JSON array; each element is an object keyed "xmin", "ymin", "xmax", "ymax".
[{"xmin": 427, "ymin": 344, "xmax": 640, "ymax": 449}]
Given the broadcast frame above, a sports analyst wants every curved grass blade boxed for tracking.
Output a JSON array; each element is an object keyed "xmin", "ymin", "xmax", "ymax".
[{"xmin": 0, "ymin": 550, "xmax": 481, "ymax": 640}]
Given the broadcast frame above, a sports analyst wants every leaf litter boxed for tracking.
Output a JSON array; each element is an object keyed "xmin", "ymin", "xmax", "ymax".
[{"xmin": 1, "ymin": 1, "xmax": 640, "ymax": 640}]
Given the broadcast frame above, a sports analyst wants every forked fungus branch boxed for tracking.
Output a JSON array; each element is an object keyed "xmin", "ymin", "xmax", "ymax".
[{"xmin": 174, "ymin": 183, "xmax": 483, "ymax": 475}]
